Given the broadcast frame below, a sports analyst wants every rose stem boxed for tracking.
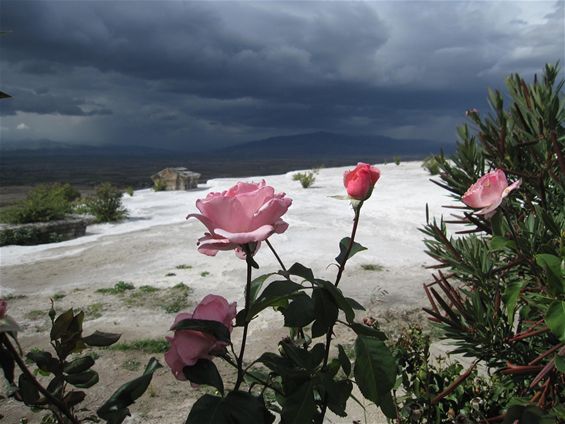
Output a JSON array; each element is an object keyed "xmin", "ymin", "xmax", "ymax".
[
  {"xmin": 234, "ymin": 243, "xmax": 254, "ymax": 391},
  {"xmin": 319, "ymin": 202, "xmax": 362, "ymax": 422},
  {"xmin": 265, "ymin": 239, "xmax": 287, "ymax": 272},
  {"xmin": 0, "ymin": 334, "xmax": 80, "ymax": 424}
]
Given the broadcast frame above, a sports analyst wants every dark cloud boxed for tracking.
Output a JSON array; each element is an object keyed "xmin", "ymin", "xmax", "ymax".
[{"xmin": 0, "ymin": 0, "xmax": 562, "ymax": 150}]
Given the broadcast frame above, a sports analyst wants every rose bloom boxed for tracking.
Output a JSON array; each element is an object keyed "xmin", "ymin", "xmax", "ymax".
[
  {"xmin": 187, "ymin": 180, "xmax": 292, "ymax": 258},
  {"xmin": 462, "ymin": 169, "xmax": 521, "ymax": 216},
  {"xmin": 0, "ymin": 300, "xmax": 6, "ymax": 318},
  {"xmin": 344, "ymin": 163, "xmax": 381, "ymax": 201},
  {"xmin": 165, "ymin": 294, "xmax": 237, "ymax": 381}
]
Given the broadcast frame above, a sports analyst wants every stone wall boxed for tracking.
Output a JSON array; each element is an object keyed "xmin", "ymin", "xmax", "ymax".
[{"xmin": 0, "ymin": 215, "xmax": 96, "ymax": 246}]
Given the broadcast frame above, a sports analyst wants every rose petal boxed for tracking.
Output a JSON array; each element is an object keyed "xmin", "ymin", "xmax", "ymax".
[{"xmin": 215, "ymin": 224, "xmax": 275, "ymax": 245}]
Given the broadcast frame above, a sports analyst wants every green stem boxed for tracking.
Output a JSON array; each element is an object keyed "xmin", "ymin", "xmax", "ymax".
[
  {"xmin": 319, "ymin": 202, "xmax": 362, "ymax": 421},
  {"xmin": 234, "ymin": 244, "xmax": 254, "ymax": 391},
  {"xmin": 266, "ymin": 239, "xmax": 287, "ymax": 272},
  {"xmin": 0, "ymin": 334, "xmax": 80, "ymax": 424}
]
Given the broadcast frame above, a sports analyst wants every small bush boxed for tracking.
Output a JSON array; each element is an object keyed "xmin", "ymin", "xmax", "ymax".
[
  {"xmin": 394, "ymin": 155, "xmax": 401, "ymax": 166},
  {"xmin": 153, "ymin": 179, "xmax": 167, "ymax": 192},
  {"xmin": 292, "ymin": 171, "xmax": 316, "ymax": 188},
  {"xmin": 86, "ymin": 182, "xmax": 127, "ymax": 223},
  {"xmin": 0, "ymin": 183, "xmax": 80, "ymax": 224},
  {"xmin": 422, "ymin": 155, "xmax": 442, "ymax": 175},
  {"xmin": 125, "ymin": 186, "xmax": 134, "ymax": 197}
]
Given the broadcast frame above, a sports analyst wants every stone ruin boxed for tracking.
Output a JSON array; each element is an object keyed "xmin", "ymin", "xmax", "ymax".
[{"xmin": 151, "ymin": 167, "xmax": 201, "ymax": 191}]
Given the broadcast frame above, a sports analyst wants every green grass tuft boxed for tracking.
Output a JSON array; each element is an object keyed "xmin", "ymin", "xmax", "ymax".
[
  {"xmin": 110, "ymin": 338, "xmax": 169, "ymax": 354},
  {"xmin": 96, "ymin": 281, "xmax": 135, "ymax": 294}
]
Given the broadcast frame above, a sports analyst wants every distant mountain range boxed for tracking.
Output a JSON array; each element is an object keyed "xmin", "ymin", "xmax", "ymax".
[
  {"xmin": 1, "ymin": 131, "xmax": 454, "ymax": 158},
  {"xmin": 212, "ymin": 131, "xmax": 452, "ymax": 159},
  {"xmin": 0, "ymin": 131, "xmax": 454, "ymax": 187}
]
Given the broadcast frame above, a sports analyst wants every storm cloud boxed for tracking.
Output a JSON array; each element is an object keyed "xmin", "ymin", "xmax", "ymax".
[{"xmin": 0, "ymin": 1, "xmax": 563, "ymax": 150}]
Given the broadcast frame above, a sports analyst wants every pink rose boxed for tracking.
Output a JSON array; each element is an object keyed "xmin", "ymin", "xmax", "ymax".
[
  {"xmin": 344, "ymin": 163, "xmax": 381, "ymax": 201},
  {"xmin": 0, "ymin": 300, "xmax": 6, "ymax": 318},
  {"xmin": 187, "ymin": 180, "xmax": 292, "ymax": 258},
  {"xmin": 165, "ymin": 294, "xmax": 237, "ymax": 381},
  {"xmin": 462, "ymin": 169, "xmax": 521, "ymax": 216}
]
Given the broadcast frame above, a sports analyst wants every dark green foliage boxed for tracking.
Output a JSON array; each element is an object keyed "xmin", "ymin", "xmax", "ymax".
[
  {"xmin": 420, "ymin": 64, "xmax": 565, "ymax": 419},
  {"xmin": 12, "ymin": 306, "xmax": 124, "ymax": 422},
  {"xmin": 97, "ymin": 357, "xmax": 162, "ymax": 424},
  {"xmin": 0, "ymin": 183, "xmax": 80, "ymax": 224},
  {"xmin": 85, "ymin": 182, "xmax": 127, "ymax": 222},
  {"xmin": 392, "ymin": 325, "xmax": 506, "ymax": 422}
]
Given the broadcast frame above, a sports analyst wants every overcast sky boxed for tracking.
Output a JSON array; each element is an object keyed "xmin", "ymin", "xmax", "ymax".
[{"xmin": 0, "ymin": 1, "xmax": 563, "ymax": 151}]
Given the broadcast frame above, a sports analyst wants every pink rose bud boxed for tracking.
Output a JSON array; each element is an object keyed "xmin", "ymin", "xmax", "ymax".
[
  {"xmin": 187, "ymin": 180, "xmax": 292, "ymax": 258},
  {"xmin": 462, "ymin": 169, "xmax": 521, "ymax": 216},
  {"xmin": 343, "ymin": 162, "xmax": 381, "ymax": 201},
  {"xmin": 0, "ymin": 300, "xmax": 6, "ymax": 318},
  {"xmin": 165, "ymin": 294, "xmax": 237, "ymax": 381}
]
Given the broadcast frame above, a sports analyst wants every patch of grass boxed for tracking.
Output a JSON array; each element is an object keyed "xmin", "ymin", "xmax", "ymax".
[
  {"xmin": 165, "ymin": 272, "xmax": 176, "ymax": 277},
  {"xmin": 122, "ymin": 359, "xmax": 141, "ymax": 371},
  {"xmin": 52, "ymin": 292, "xmax": 66, "ymax": 300},
  {"xmin": 110, "ymin": 338, "xmax": 169, "ymax": 354},
  {"xmin": 200, "ymin": 271, "xmax": 210, "ymax": 277},
  {"xmin": 119, "ymin": 283, "xmax": 192, "ymax": 313},
  {"xmin": 82, "ymin": 302, "xmax": 106, "ymax": 320},
  {"xmin": 361, "ymin": 263, "xmax": 385, "ymax": 272},
  {"xmin": 138, "ymin": 285, "xmax": 159, "ymax": 293},
  {"xmin": 96, "ymin": 281, "xmax": 135, "ymax": 295},
  {"xmin": 25, "ymin": 310, "xmax": 46, "ymax": 320},
  {"xmin": 163, "ymin": 283, "xmax": 192, "ymax": 313},
  {"xmin": 3, "ymin": 293, "xmax": 27, "ymax": 300},
  {"xmin": 176, "ymin": 264, "xmax": 192, "ymax": 270}
]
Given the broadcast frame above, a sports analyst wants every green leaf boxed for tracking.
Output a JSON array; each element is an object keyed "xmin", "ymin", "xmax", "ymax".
[
  {"xmin": 545, "ymin": 301, "xmax": 565, "ymax": 342},
  {"xmin": 18, "ymin": 373, "xmax": 40, "ymax": 405},
  {"xmin": 314, "ymin": 279, "xmax": 355, "ymax": 323},
  {"xmin": 50, "ymin": 309, "xmax": 74, "ymax": 340},
  {"xmin": 82, "ymin": 331, "xmax": 121, "ymax": 347},
  {"xmin": 337, "ymin": 344, "xmax": 351, "ymax": 376},
  {"xmin": 249, "ymin": 273, "xmax": 276, "ymax": 302},
  {"xmin": 353, "ymin": 335, "xmax": 397, "ymax": 411},
  {"xmin": 335, "ymin": 237, "xmax": 367, "ymax": 265},
  {"xmin": 171, "ymin": 319, "xmax": 230, "ymax": 344},
  {"xmin": 97, "ymin": 357, "xmax": 162, "ymax": 424},
  {"xmin": 26, "ymin": 351, "xmax": 60, "ymax": 374},
  {"xmin": 183, "ymin": 359, "xmax": 224, "ymax": 395},
  {"xmin": 64, "ymin": 356, "xmax": 95, "ymax": 374},
  {"xmin": 311, "ymin": 288, "xmax": 338, "ymax": 338},
  {"xmin": 502, "ymin": 281, "xmax": 524, "ymax": 326},
  {"xmin": 536, "ymin": 254, "xmax": 565, "ymax": 294},
  {"xmin": 186, "ymin": 394, "xmax": 224, "ymax": 424},
  {"xmin": 349, "ymin": 322, "xmax": 386, "ymax": 340},
  {"xmin": 64, "ymin": 390, "xmax": 86, "ymax": 408},
  {"xmin": 224, "ymin": 391, "xmax": 274, "ymax": 424},
  {"xmin": 287, "ymin": 263, "xmax": 315, "ymax": 282},
  {"xmin": 283, "ymin": 293, "xmax": 315, "ymax": 327},
  {"xmin": 247, "ymin": 280, "xmax": 304, "ymax": 320},
  {"xmin": 281, "ymin": 379, "xmax": 316, "ymax": 424},
  {"xmin": 489, "ymin": 236, "xmax": 515, "ymax": 251},
  {"xmin": 555, "ymin": 355, "xmax": 565, "ymax": 373},
  {"xmin": 503, "ymin": 404, "xmax": 554, "ymax": 424},
  {"xmin": 321, "ymin": 375, "xmax": 353, "ymax": 417},
  {"xmin": 256, "ymin": 352, "xmax": 299, "ymax": 377},
  {"xmin": 185, "ymin": 392, "xmax": 274, "ymax": 424},
  {"xmin": 65, "ymin": 369, "xmax": 99, "ymax": 388},
  {"xmin": 346, "ymin": 297, "xmax": 365, "ymax": 311}
]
